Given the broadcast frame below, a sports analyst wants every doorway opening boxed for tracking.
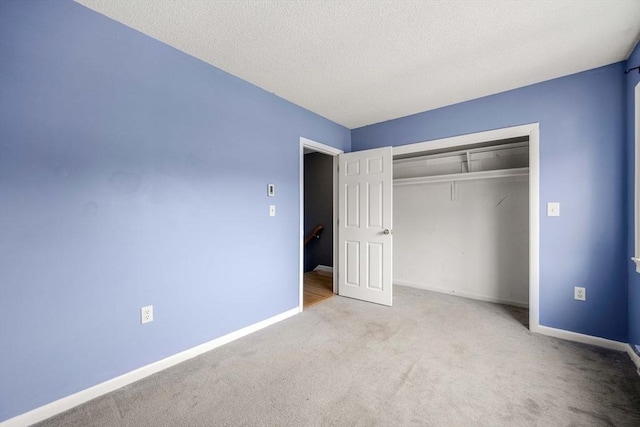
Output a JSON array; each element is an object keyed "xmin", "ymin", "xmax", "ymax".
[
  {"xmin": 299, "ymin": 138, "xmax": 343, "ymax": 311},
  {"xmin": 303, "ymin": 150, "xmax": 334, "ymax": 308}
]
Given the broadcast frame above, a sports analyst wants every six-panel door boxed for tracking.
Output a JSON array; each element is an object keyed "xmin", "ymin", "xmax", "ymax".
[{"xmin": 338, "ymin": 147, "xmax": 393, "ymax": 306}]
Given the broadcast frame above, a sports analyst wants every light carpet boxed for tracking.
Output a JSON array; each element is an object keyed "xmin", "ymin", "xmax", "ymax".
[{"xmin": 36, "ymin": 286, "xmax": 640, "ymax": 426}]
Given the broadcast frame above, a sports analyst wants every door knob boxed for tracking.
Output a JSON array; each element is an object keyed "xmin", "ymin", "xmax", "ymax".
[{"xmin": 383, "ymin": 229, "xmax": 392, "ymax": 235}]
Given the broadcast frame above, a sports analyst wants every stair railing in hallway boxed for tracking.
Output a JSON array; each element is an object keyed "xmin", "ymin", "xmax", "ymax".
[{"xmin": 304, "ymin": 224, "xmax": 324, "ymax": 246}]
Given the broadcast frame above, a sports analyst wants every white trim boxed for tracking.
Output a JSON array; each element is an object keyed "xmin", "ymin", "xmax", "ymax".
[
  {"xmin": 0, "ymin": 307, "xmax": 299, "ymax": 427},
  {"xmin": 313, "ymin": 265, "xmax": 334, "ymax": 273},
  {"xmin": 299, "ymin": 137, "xmax": 342, "ymax": 311},
  {"xmin": 391, "ymin": 123, "xmax": 540, "ymax": 332},
  {"xmin": 300, "ymin": 137, "xmax": 344, "ymax": 156},
  {"xmin": 535, "ymin": 325, "xmax": 628, "ymax": 352},
  {"xmin": 627, "ymin": 345, "xmax": 640, "ymax": 377},
  {"xmin": 393, "ymin": 167, "xmax": 529, "ymax": 186},
  {"xmin": 394, "ymin": 280, "xmax": 528, "ymax": 308},
  {"xmin": 529, "ymin": 125, "xmax": 540, "ymax": 332},
  {"xmin": 332, "ymin": 156, "xmax": 339, "ymax": 295}
]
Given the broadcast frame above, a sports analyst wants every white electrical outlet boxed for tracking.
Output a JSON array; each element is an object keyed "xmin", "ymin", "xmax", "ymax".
[
  {"xmin": 574, "ymin": 287, "xmax": 586, "ymax": 301},
  {"xmin": 141, "ymin": 305, "xmax": 153, "ymax": 324}
]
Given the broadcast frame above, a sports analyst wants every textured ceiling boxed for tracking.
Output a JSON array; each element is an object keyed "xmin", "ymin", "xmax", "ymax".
[{"xmin": 75, "ymin": 0, "xmax": 640, "ymax": 129}]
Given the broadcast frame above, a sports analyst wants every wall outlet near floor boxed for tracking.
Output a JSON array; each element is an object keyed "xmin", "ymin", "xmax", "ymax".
[
  {"xmin": 141, "ymin": 305, "xmax": 153, "ymax": 324},
  {"xmin": 574, "ymin": 287, "xmax": 586, "ymax": 301}
]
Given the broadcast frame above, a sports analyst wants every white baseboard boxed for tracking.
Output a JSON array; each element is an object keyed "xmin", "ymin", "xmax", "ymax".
[
  {"xmin": 0, "ymin": 307, "xmax": 299, "ymax": 427},
  {"xmin": 628, "ymin": 345, "xmax": 640, "ymax": 377},
  {"xmin": 535, "ymin": 325, "xmax": 628, "ymax": 352},
  {"xmin": 394, "ymin": 280, "xmax": 529, "ymax": 308},
  {"xmin": 313, "ymin": 265, "xmax": 333, "ymax": 273},
  {"xmin": 519, "ymin": 325, "xmax": 640, "ymax": 376}
]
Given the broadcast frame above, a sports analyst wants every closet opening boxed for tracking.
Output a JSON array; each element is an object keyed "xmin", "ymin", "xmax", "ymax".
[{"xmin": 392, "ymin": 136, "xmax": 530, "ymax": 327}]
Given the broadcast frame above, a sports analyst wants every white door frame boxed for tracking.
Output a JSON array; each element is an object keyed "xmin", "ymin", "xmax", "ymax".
[
  {"xmin": 393, "ymin": 123, "xmax": 540, "ymax": 331},
  {"xmin": 299, "ymin": 137, "xmax": 343, "ymax": 312}
]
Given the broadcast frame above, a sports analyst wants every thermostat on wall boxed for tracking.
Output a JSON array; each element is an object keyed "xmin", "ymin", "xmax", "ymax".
[{"xmin": 268, "ymin": 184, "xmax": 275, "ymax": 197}]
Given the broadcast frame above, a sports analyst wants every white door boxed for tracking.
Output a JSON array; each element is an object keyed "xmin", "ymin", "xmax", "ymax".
[{"xmin": 338, "ymin": 147, "xmax": 393, "ymax": 306}]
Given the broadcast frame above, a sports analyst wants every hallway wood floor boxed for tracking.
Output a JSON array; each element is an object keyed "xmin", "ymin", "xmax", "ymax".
[{"xmin": 303, "ymin": 271, "xmax": 334, "ymax": 308}]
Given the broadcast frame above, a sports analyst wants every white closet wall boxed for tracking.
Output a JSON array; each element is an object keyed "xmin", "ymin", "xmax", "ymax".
[{"xmin": 393, "ymin": 142, "xmax": 529, "ymax": 307}]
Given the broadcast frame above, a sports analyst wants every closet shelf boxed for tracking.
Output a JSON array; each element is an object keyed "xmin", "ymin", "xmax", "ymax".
[{"xmin": 394, "ymin": 167, "xmax": 529, "ymax": 186}]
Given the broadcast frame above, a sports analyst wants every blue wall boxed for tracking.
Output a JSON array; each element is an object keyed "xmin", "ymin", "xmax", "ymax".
[
  {"xmin": 626, "ymin": 41, "xmax": 640, "ymax": 352},
  {"xmin": 353, "ymin": 64, "xmax": 628, "ymax": 343},
  {"xmin": 0, "ymin": 0, "xmax": 349, "ymax": 421}
]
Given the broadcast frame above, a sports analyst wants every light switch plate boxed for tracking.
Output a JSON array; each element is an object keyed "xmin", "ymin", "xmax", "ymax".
[
  {"xmin": 268, "ymin": 184, "xmax": 275, "ymax": 197},
  {"xmin": 547, "ymin": 202, "xmax": 560, "ymax": 217},
  {"xmin": 269, "ymin": 205, "xmax": 276, "ymax": 217}
]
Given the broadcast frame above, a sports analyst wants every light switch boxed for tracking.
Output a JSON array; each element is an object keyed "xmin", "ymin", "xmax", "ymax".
[
  {"xmin": 269, "ymin": 205, "xmax": 276, "ymax": 217},
  {"xmin": 268, "ymin": 184, "xmax": 275, "ymax": 197},
  {"xmin": 547, "ymin": 202, "xmax": 560, "ymax": 217}
]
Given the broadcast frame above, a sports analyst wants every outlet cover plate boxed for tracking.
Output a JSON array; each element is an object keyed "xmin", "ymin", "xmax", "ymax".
[
  {"xmin": 141, "ymin": 305, "xmax": 153, "ymax": 324},
  {"xmin": 574, "ymin": 287, "xmax": 586, "ymax": 301}
]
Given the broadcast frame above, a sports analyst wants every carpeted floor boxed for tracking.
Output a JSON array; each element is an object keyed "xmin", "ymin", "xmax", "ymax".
[{"xmin": 37, "ymin": 286, "xmax": 640, "ymax": 426}]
